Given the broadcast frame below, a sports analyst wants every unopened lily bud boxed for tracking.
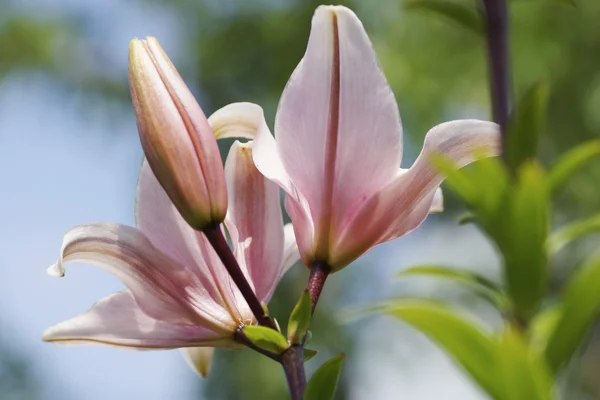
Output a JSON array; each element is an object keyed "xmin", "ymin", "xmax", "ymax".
[{"xmin": 128, "ymin": 37, "xmax": 227, "ymax": 230}]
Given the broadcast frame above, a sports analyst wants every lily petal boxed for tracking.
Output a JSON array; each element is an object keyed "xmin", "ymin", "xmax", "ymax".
[
  {"xmin": 282, "ymin": 223, "xmax": 301, "ymax": 275},
  {"xmin": 48, "ymin": 223, "xmax": 236, "ymax": 333},
  {"xmin": 181, "ymin": 347, "xmax": 215, "ymax": 378},
  {"xmin": 208, "ymin": 102, "xmax": 264, "ymax": 140},
  {"xmin": 43, "ymin": 291, "xmax": 231, "ymax": 349},
  {"xmin": 136, "ymin": 160, "xmax": 253, "ymax": 326},
  {"xmin": 331, "ymin": 120, "xmax": 500, "ymax": 268},
  {"xmin": 273, "ymin": 5, "xmax": 402, "ymax": 260},
  {"xmin": 224, "ymin": 141, "xmax": 284, "ymax": 303},
  {"xmin": 429, "ymin": 188, "xmax": 444, "ymax": 213}
]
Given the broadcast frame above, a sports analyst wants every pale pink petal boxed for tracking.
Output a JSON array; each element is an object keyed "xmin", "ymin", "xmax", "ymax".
[
  {"xmin": 208, "ymin": 102, "xmax": 264, "ymax": 140},
  {"xmin": 330, "ymin": 120, "xmax": 500, "ymax": 268},
  {"xmin": 181, "ymin": 347, "xmax": 215, "ymax": 377},
  {"xmin": 274, "ymin": 6, "xmax": 402, "ymax": 259},
  {"xmin": 136, "ymin": 160, "xmax": 252, "ymax": 325},
  {"xmin": 48, "ymin": 223, "xmax": 236, "ymax": 334},
  {"xmin": 43, "ymin": 291, "xmax": 234, "ymax": 349},
  {"xmin": 281, "ymin": 223, "xmax": 301, "ymax": 275},
  {"xmin": 224, "ymin": 141, "xmax": 285, "ymax": 303},
  {"xmin": 429, "ymin": 188, "xmax": 444, "ymax": 213},
  {"xmin": 285, "ymin": 195, "xmax": 315, "ymax": 268},
  {"xmin": 252, "ymin": 114, "xmax": 294, "ymax": 195}
]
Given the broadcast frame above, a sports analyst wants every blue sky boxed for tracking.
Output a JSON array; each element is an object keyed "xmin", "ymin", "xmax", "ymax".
[{"xmin": 0, "ymin": 1, "xmax": 501, "ymax": 399}]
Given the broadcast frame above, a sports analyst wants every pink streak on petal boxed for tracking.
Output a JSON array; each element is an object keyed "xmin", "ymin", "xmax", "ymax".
[
  {"xmin": 274, "ymin": 6, "xmax": 402, "ymax": 260},
  {"xmin": 43, "ymin": 291, "xmax": 233, "ymax": 349},
  {"xmin": 51, "ymin": 223, "xmax": 236, "ymax": 334},
  {"xmin": 224, "ymin": 141, "xmax": 285, "ymax": 303}
]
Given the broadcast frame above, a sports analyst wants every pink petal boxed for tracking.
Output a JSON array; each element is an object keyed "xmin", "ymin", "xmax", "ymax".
[
  {"xmin": 331, "ymin": 120, "xmax": 500, "ymax": 268},
  {"xmin": 274, "ymin": 6, "xmax": 402, "ymax": 260},
  {"xmin": 208, "ymin": 102, "xmax": 264, "ymax": 140},
  {"xmin": 43, "ymin": 291, "xmax": 234, "ymax": 349},
  {"xmin": 48, "ymin": 223, "xmax": 236, "ymax": 334},
  {"xmin": 136, "ymin": 160, "xmax": 253, "ymax": 325},
  {"xmin": 181, "ymin": 347, "xmax": 215, "ymax": 378},
  {"xmin": 429, "ymin": 188, "xmax": 444, "ymax": 213},
  {"xmin": 281, "ymin": 223, "xmax": 301, "ymax": 275},
  {"xmin": 224, "ymin": 141, "xmax": 285, "ymax": 303}
]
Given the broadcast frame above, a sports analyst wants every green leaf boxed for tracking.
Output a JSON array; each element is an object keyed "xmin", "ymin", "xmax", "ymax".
[
  {"xmin": 547, "ymin": 139, "xmax": 600, "ymax": 193},
  {"xmin": 530, "ymin": 305, "xmax": 562, "ymax": 354},
  {"xmin": 404, "ymin": 0, "xmax": 484, "ymax": 34},
  {"xmin": 457, "ymin": 212, "xmax": 476, "ymax": 225},
  {"xmin": 304, "ymin": 354, "xmax": 345, "ymax": 400},
  {"xmin": 288, "ymin": 290, "xmax": 312, "ymax": 344},
  {"xmin": 503, "ymin": 162, "xmax": 550, "ymax": 320},
  {"xmin": 241, "ymin": 325, "xmax": 289, "ymax": 355},
  {"xmin": 547, "ymin": 213, "xmax": 600, "ymax": 253},
  {"xmin": 496, "ymin": 329, "xmax": 553, "ymax": 400},
  {"xmin": 544, "ymin": 255, "xmax": 600, "ymax": 374},
  {"xmin": 384, "ymin": 300, "xmax": 504, "ymax": 400},
  {"xmin": 303, "ymin": 348, "xmax": 318, "ymax": 362},
  {"xmin": 505, "ymin": 82, "xmax": 549, "ymax": 171},
  {"xmin": 397, "ymin": 265, "xmax": 507, "ymax": 309}
]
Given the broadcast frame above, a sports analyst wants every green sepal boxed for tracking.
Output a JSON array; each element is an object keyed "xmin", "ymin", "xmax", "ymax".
[
  {"xmin": 287, "ymin": 290, "xmax": 312, "ymax": 345},
  {"xmin": 241, "ymin": 325, "xmax": 289, "ymax": 355}
]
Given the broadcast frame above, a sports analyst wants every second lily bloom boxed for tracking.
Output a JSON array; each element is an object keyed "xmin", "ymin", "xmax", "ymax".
[{"xmin": 251, "ymin": 5, "xmax": 500, "ymax": 271}]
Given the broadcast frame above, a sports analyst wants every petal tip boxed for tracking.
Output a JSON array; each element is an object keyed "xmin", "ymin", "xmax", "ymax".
[{"xmin": 47, "ymin": 262, "xmax": 65, "ymax": 278}]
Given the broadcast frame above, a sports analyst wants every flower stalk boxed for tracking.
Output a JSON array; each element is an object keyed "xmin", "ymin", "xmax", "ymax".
[
  {"xmin": 481, "ymin": 0, "xmax": 511, "ymax": 152},
  {"xmin": 202, "ymin": 224, "xmax": 277, "ymax": 331}
]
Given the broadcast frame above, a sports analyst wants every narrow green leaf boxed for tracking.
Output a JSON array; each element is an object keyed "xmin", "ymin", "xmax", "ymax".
[
  {"xmin": 530, "ymin": 305, "xmax": 562, "ymax": 354},
  {"xmin": 397, "ymin": 265, "xmax": 507, "ymax": 309},
  {"xmin": 304, "ymin": 354, "xmax": 345, "ymax": 400},
  {"xmin": 303, "ymin": 348, "xmax": 318, "ymax": 362},
  {"xmin": 457, "ymin": 212, "xmax": 476, "ymax": 225},
  {"xmin": 404, "ymin": 0, "xmax": 484, "ymax": 34},
  {"xmin": 242, "ymin": 325, "xmax": 289, "ymax": 355},
  {"xmin": 545, "ymin": 255, "xmax": 600, "ymax": 373},
  {"xmin": 496, "ymin": 329, "xmax": 553, "ymax": 400},
  {"xmin": 547, "ymin": 213, "xmax": 600, "ymax": 253},
  {"xmin": 505, "ymin": 82, "xmax": 549, "ymax": 171},
  {"xmin": 504, "ymin": 162, "xmax": 549, "ymax": 320},
  {"xmin": 288, "ymin": 290, "xmax": 312, "ymax": 344},
  {"xmin": 547, "ymin": 140, "xmax": 600, "ymax": 193},
  {"xmin": 384, "ymin": 300, "xmax": 504, "ymax": 400}
]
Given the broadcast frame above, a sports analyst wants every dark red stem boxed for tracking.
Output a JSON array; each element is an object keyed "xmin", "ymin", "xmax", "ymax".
[
  {"xmin": 307, "ymin": 261, "xmax": 330, "ymax": 314},
  {"xmin": 203, "ymin": 224, "xmax": 277, "ymax": 330},
  {"xmin": 281, "ymin": 345, "xmax": 307, "ymax": 400},
  {"xmin": 481, "ymin": 0, "xmax": 511, "ymax": 154}
]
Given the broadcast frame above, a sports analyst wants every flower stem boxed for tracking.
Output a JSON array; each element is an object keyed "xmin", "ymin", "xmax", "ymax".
[
  {"xmin": 481, "ymin": 0, "xmax": 511, "ymax": 152},
  {"xmin": 203, "ymin": 224, "xmax": 277, "ymax": 330},
  {"xmin": 281, "ymin": 344, "xmax": 307, "ymax": 400},
  {"xmin": 307, "ymin": 261, "xmax": 330, "ymax": 314}
]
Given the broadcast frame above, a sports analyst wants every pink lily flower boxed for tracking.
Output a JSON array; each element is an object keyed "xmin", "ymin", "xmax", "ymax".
[
  {"xmin": 43, "ymin": 132, "xmax": 299, "ymax": 377},
  {"xmin": 249, "ymin": 5, "xmax": 501, "ymax": 271}
]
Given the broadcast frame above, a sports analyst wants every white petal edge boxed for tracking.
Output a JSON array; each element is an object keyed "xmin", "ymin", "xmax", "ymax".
[{"xmin": 208, "ymin": 102, "xmax": 265, "ymax": 140}]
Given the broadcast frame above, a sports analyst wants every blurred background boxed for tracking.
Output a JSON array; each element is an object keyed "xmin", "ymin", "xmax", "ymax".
[{"xmin": 1, "ymin": 0, "xmax": 599, "ymax": 398}]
